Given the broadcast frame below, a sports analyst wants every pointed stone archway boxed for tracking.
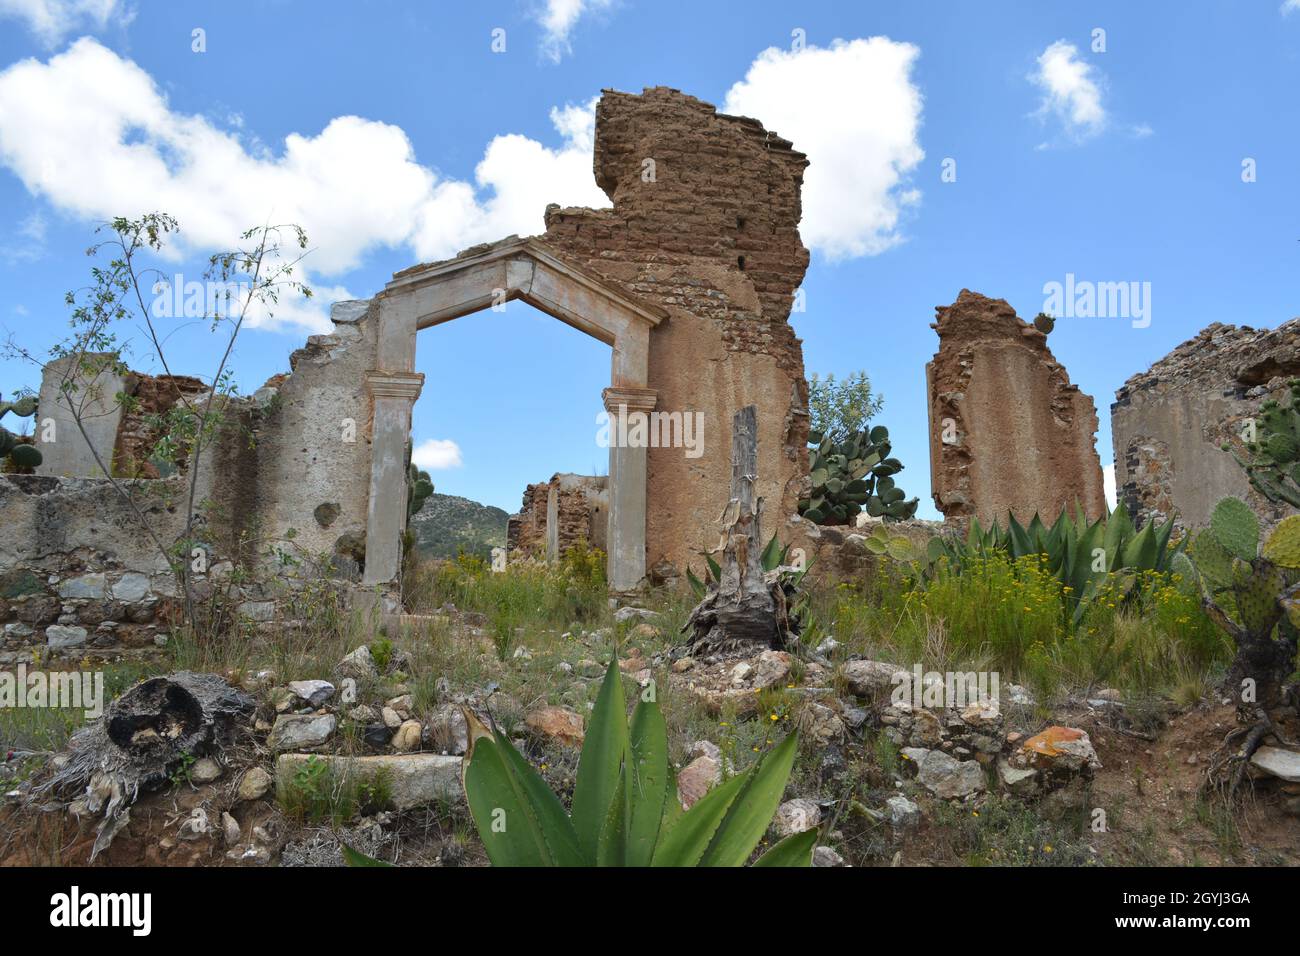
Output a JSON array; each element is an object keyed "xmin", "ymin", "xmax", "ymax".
[{"xmin": 361, "ymin": 237, "xmax": 667, "ymax": 590}]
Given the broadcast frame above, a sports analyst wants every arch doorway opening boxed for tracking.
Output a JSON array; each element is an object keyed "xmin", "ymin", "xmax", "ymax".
[{"xmin": 360, "ymin": 238, "xmax": 665, "ymax": 592}]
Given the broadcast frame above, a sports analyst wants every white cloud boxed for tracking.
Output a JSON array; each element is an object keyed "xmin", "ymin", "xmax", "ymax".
[
  {"xmin": 723, "ymin": 37, "xmax": 925, "ymax": 261},
  {"xmin": 0, "ymin": 0, "xmax": 130, "ymax": 46},
  {"xmin": 412, "ymin": 438, "xmax": 463, "ymax": 470},
  {"xmin": 1030, "ymin": 40, "xmax": 1107, "ymax": 142},
  {"xmin": 1103, "ymin": 463, "xmax": 1117, "ymax": 510},
  {"xmin": 410, "ymin": 97, "xmax": 605, "ymax": 259},
  {"xmin": 0, "ymin": 40, "xmax": 607, "ymax": 331},
  {"xmin": 0, "ymin": 35, "xmax": 929, "ymax": 336},
  {"xmin": 1285, "ymin": 0, "xmax": 1300, "ymax": 15},
  {"xmin": 1, "ymin": 210, "xmax": 47, "ymax": 263},
  {"xmin": 535, "ymin": 0, "xmax": 612, "ymax": 62}
]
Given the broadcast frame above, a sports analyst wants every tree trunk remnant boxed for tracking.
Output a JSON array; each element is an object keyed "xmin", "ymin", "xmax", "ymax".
[
  {"xmin": 32, "ymin": 672, "xmax": 255, "ymax": 859},
  {"xmin": 685, "ymin": 405, "xmax": 784, "ymax": 654}
]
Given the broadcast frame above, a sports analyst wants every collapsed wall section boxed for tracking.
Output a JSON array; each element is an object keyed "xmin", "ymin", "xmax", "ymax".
[
  {"xmin": 1, "ymin": 300, "xmax": 382, "ymax": 660},
  {"xmin": 1112, "ymin": 319, "xmax": 1300, "ymax": 532},
  {"xmin": 926, "ymin": 290, "xmax": 1107, "ymax": 528},
  {"xmin": 506, "ymin": 474, "xmax": 609, "ymax": 562},
  {"xmin": 539, "ymin": 87, "xmax": 811, "ymax": 574}
]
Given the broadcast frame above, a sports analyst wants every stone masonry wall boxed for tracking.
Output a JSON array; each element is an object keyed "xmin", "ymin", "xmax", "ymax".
[
  {"xmin": 1112, "ymin": 319, "xmax": 1300, "ymax": 532},
  {"xmin": 0, "ymin": 299, "xmax": 381, "ymax": 660},
  {"xmin": 1, "ymin": 474, "xmax": 195, "ymax": 663},
  {"xmin": 927, "ymin": 290, "xmax": 1107, "ymax": 528},
  {"xmin": 540, "ymin": 87, "xmax": 812, "ymax": 574}
]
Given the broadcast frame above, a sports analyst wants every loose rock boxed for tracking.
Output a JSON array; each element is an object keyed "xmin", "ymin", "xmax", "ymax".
[
  {"xmin": 268, "ymin": 713, "xmax": 336, "ymax": 751},
  {"xmin": 237, "ymin": 767, "xmax": 273, "ymax": 802}
]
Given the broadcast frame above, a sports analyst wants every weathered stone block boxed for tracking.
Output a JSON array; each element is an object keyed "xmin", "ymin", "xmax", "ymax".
[
  {"xmin": 274, "ymin": 752, "xmax": 463, "ymax": 810},
  {"xmin": 111, "ymin": 572, "xmax": 151, "ymax": 602},
  {"xmin": 58, "ymin": 573, "xmax": 105, "ymax": 600},
  {"xmin": 46, "ymin": 624, "xmax": 88, "ymax": 650}
]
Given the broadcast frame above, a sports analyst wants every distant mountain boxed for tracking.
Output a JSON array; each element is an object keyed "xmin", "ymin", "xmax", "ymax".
[{"xmin": 409, "ymin": 492, "xmax": 509, "ymax": 561}]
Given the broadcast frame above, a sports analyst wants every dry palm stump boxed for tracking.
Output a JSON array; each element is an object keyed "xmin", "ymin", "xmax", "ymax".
[{"xmin": 684, "ymin": 405, "xmax": 801, "ymax": 655}]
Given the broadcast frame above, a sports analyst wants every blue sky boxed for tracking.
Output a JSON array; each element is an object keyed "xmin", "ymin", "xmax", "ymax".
[{"xmin": 1, "ymin": 1, "xmax": 1297, "ymax": 518}]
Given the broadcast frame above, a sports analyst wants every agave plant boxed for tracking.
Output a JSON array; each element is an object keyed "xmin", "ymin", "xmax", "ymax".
[
  {"xmin": 877, "ymin": 503, "xmax": 1183, "ymax": 626},
  {"xmin": 686, "ymin": 533, "xmax": 810, "ymax": 597},
  {"xmin": 460, "ymin": 660, "xmax": 816, "ymax": 867},
  {"xmin": 686, "ymin": 533, "xmax": 813, "ymax": 645}
]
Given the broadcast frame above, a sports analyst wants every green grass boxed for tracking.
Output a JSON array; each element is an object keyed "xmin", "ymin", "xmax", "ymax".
[
  {"xmin": 0, "ymin": 659, "xmax": 156, "ymax": 757},
  {"xmin": 404, "ymin": 544, "xmax": 610, "ymax": 652},
  {"xmin": 276, "ymin": 754, "xmax": 394, "ymax": 825},
  {"xmin": 929, "ymin": 794, "xmax": 1095, "ymax": 867},
  {"xmin": 802, "ymin": 551, "xmax": 1230, "ymax": 702}
]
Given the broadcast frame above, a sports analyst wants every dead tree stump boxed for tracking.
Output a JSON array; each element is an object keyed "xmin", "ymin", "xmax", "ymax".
[
  {"xmin": 32, "ymin": 672, "xmax": 254, "ymax": 859},
  {"xmin": 684, "ymin": 405, "xmax": 786, "ymax": 654}
]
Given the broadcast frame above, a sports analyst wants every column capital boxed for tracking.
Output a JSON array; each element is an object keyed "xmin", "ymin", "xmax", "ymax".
[
  {"xmin": 602, "ymin": 386, "xmax": 657, "ymax": 414},
  {"xmin": 366, "ymin": 370, "xmax": 425, "ymax": 401}
]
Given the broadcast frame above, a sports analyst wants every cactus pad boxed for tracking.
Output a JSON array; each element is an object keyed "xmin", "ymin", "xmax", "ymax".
[
  {"xmin": 1188, "ymin": 528, "xmax": 1235, "ymax": 591},
  {"xmin": 1262, "ymin": 515, "xmax": 1300, "ymax": 570},
  {"xmin": 1232, "ymin": 560, "xmax": 1283, "ymax": 635},
  {"xmin": 1210, "ymin": 497, "xmax": 1259, "ymax": 562}
]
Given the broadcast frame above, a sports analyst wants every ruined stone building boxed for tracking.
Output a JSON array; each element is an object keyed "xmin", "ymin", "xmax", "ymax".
[
  {"xmin": 926, "ymin": 290, "xmax": 1107, "ymax": 528},
  {"xmin": 507, "ymin": 474, "xmax": 608, "ymax": 562},
  {"xmin": 14, "ymin": 80, "xmax": 1291, "ymax": 671},
  {"xmin": 1, "ymin": 86, "xmax": 816, "ymax": 659},
  {"xmin": 1112, "ymin": 319, "xmax": 1300, "ymax": 531}
]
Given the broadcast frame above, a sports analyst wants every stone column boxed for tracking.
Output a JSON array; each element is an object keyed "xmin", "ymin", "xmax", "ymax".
[
  {"xmin": 602, "ymin": 386, "xmax": 656, "ymax": 591},
  {"xmin": 545, "ymin": 483, "xmax": 559, "ymax": 564},
  {"xmin": 362, "ymin": 370, "xmax": 425, "ymax": 586}
]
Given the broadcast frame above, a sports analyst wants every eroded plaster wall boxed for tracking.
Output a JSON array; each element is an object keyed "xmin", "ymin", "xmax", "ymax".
[
  {"xmin": 1112, "ymin": 319, "xmax": 1300, "ymax": 532},
  {"xmin": 540, "ymin": 87, "xmax": 811, "ymax": 575},
  {"xmin": 927, "ymin": 290, "xmax": 1107, "ymax": 527},
  {"xmin": 245, "ymin": 300, "xmax": 378, "ymax": 576},
  {"xmin": 0, "ymin": 300, "xmax": 381, "ymax": 661}
]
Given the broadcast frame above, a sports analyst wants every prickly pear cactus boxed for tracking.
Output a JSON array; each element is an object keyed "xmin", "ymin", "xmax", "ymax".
[
  {"xmin": 0, "ymin": 392, "xmax": 41, "ymax": 471},
  {"xmin": 408, "ymin": 464, "xmax": 434, "ymax": 518},
  {"xmin": 1225, "ymin": 378, "xmax": 1300, "ymax": 508},
  {"xmin": 800, "ymin": 423, "xmax": 918, "ymax": 525},
  {"xmin": 1184, "ymin": 496, "xmax": 1299, "ymax": 715}
]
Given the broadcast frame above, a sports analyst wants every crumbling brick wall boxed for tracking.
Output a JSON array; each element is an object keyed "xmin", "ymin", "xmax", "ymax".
[
  {"xmin": 507, "ymin": 474, "xmax": 608, "ymax": 560},
  {"xmin": 507, "ymin": 482, "xmax": 550, "ymax": 557},
  {"xmin": 926, "ymin": 290, "xmax": 1107, "ymax": 528},
  {"xmin": 1112, "ymin": 319, "xmax": 1300, "ymax": 532},
  {"xmin": 540, "ymin": 87, "xmax": 811, "ymax": 574},
  {"xmin": 112, "ymin": 373, "xmax": 209, "ymax": 477}
]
